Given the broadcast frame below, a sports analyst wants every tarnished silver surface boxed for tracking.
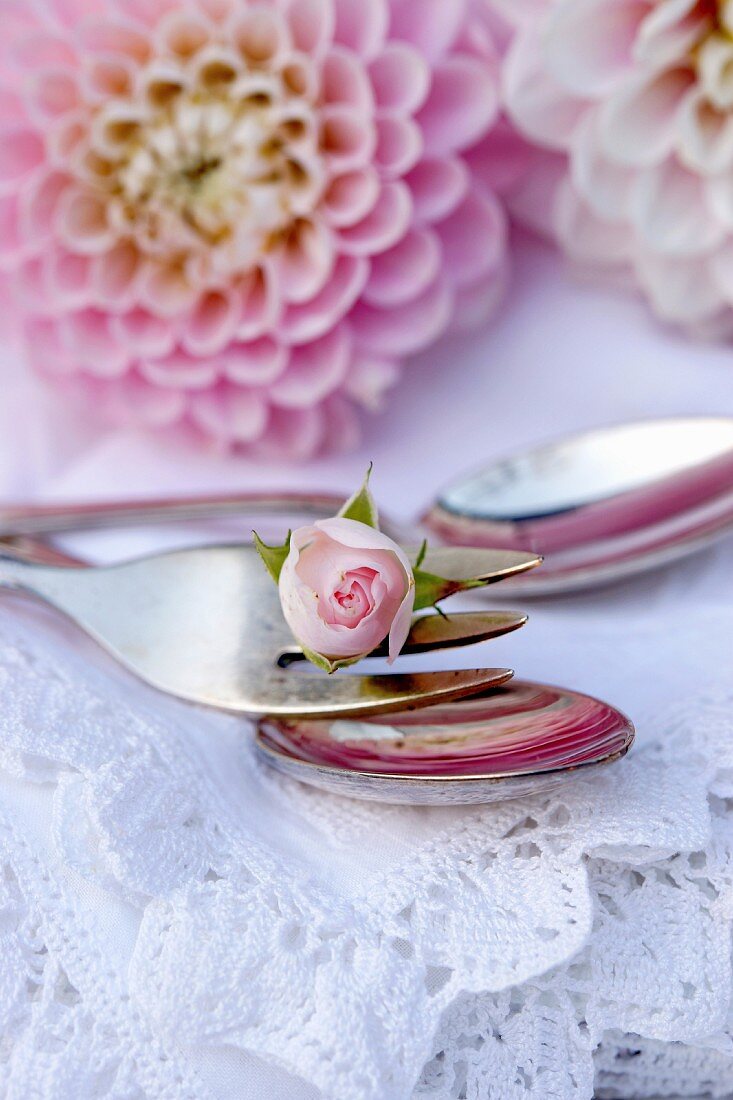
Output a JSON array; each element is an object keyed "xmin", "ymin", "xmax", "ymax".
[{"xmin": 0, "ymin": 544, "xmax": 534, "ymax": 719}]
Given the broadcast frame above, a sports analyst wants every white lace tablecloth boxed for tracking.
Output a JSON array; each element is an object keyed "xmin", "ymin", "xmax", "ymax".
[{"xmin": 1, "ymin": 235, "xmax": 733, "ymax": 1099}]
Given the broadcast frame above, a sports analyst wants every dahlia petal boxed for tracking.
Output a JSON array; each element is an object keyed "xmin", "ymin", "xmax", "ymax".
[
  {"xmin": 109, "ymin": 308, "xmax": 177, "ymax": 358},
  {"xmin": 320, "ymin": 106, "xmax": 376, "ymax": 170},
  {"xmin": 504, "ymin": 33, "xmax": 586, "ymax": 149},
  {"xmin": 554, "ymin": 179, "xmax": 633, "ymax": 264},
  {"xmin": 92, "ymin": 240, "xmax": 142, "ymax": 309},
  {"xmin": 350, "ymin": 277, "xmax": 453, "ymax": 355},
  {"xmin": 9, "ymin": 30, "xmax": 78, "ymax": 72},
  {"xmin": 114, "ymin": 0, "xmax": 181, "ymax": 28},
  {"xmin": 0, "ymin": 127, "xmax": 44, "ymax": 189},
  {"xmin": 279, "ymin": 52, "xmax": 319, "ymax": 101},
  {"xmin": 374, "ymin": 116, "xmax": 422, "ymax": 177},
  {"xmin": 12, "ymin": 257, "xmax": 47, "ymax": 310},
  {"xmin": 275, "ymin": 217, "xmax": 334, "ymax": 303},
  {"xmin": 251, "ymin": 403, "xmax": 325, "ymax": 459},
  {"xmin": 321, "ymin": 45, "xmax": 374, "ymax": 110},
  {"xmin": 143, "ymin": 261, "xmax": 199, "ymax": 319},
  {"xmin": 337, "ymin": 180, "xmax": 412, "ymax": 257},
  {"xmin": 47, "ymin": 111, "xmax": 87, "ymax": 164},
  {"xmin": 42, "ymin": 0, "xmax": 114, "ymax": 30},
  {"xmin": 286, "ymin": 0, "xmax": 334, "ymax": 58},
  {"xmin": 56, "ymin": 186, "xmax": 115, "ymax": 255},
  {"xmin": 269, "ymin": 324, "xmax": 350, "ymax": 407},
  {"xmin": 599, "ymin": 68, "xmax": 694, "ymax": 167},
  {"xmin": 139, "ymin": 350, "xmax": 218, "ymax": 389},
  {"xmin": 416, "ymin": 55, "xmax": 499, "ymax": 155},
  {"xmin": 181, "ymin": 287, "xmax": 241, "ymax": 356},
  {"xmin": 279, "ymin": 253, "xmax": 369, "ymax": 342},
  {"xmin": 342, "ymin": 352, "xmax": 400, "ymax": 410},
  {"xmin": 0, "ymin": 192, "xmax": 23, "ymax": 267},
  {"xmin": 103, "ymin": 372, "xmax": 186, "ymax": 427},
  {"xmin": 23, "ymin": 315, "xmax": 76, "ymax": 377},
  {"xmin": 42, "ymin": 245, "xmax": 91, "ymax": 309},
  {"xmin": 463, "ymin": 119, "xmax": 534, "ymax": 198},
  {"xmin": 635, "ymin": 0, "xmax": 711, "ymax": 69},
  {"xmin": 545, "ymin": 0, "xmax": 648, "ymax": 96},
  {"xmin": 81, "ymin": 54, "xmax": 136, "ymax": 101},
  {"xmin": 155, "ymin": 9, "xmax": 211, "ymax": 59},
  {"xmin": 636, "ymin": 249, "xmax": 724, "ymax": 322},
  {"xmin": 0, "ymin": 88, "xmax": 25, "ymax": 126},
  {"xmin": 388, "ymin": 0, "xmax": 466, "ymax": 62},
  {"xmin": 450, "ymin": 265, "xmax": 508, "ymax": 332},
  {"xmin": 236, "ymin": 263, "xmax": 281, "ymax": 339},
  {"xmin": 231, "ymin": 7, "xmax": 288, "ymax": 68},
  {"xmin": 333, "ymin": 0, "xmax": 387, "ymax": 61},
  {"xmin": 320, "ymin": 393, "xmax": 361, "ymax": 453},
  {"xmin": 78, "ymin": 17, "xmax": 152, "ymax": 64},
  {"xmin": 631, "ymin": 159, "xmax": 725, "ymax": 256},
  {"xmin": 405, "ymin": 156, "xmax": 469, "ymax": 223},
  {"xmin": 219, "ymin": 337, "xmax": 288, "ymax": 384},
  {"xmin": 368, "ymin": 42, "xmax": 430, "ymax": 113},
  {"xmin": 435, "ymin": 187, "xmax": 507, "ymax": 286},
  {"xmin": 678, "ymin": 92, "xmax": 733, "ymax": 175},
  {"xmin": 708, "ymin": 241, "xmax": 733, "ymax": 304},
  {"xmin": 28, "ymin": 69, "xmax": 80, "ymax": 122},
  {"xmin": 322, "ymin": 167, "xmax": 380, "ymax": 228},
  {"xmin": 188, "ymin": 384, "xmax": 269, "ymax": 445},
  {"xmin": 19, "ymin": 169, "xmax": 70, "ymax": 249},
  {"xmin": 571, "ymin": 112, "xmax": 634, "ymax": 220},
  {"xmin": 59, "ymin": 308, "xmax": 132, "ymax": 376},
  {"xmin": 363, "ymin": 227, "xmax": 440, "ymax": 306}
]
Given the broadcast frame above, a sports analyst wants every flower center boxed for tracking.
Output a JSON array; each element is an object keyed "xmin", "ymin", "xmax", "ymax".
[{"xmin": 82, "ymin": 51, "xmax": 324, "ymax": 272}]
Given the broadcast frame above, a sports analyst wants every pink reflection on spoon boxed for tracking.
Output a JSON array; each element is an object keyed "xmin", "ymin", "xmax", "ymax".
[{"xmin": 258, "ymin": 681, "xmax": 634, "ymax": 779}]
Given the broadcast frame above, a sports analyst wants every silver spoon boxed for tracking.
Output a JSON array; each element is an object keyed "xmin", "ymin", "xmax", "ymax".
[
  {"xmin": 256, "ymin": 679, "xmax": 635, "ymax": 805},
  {"xmin": 2, "ymin": 418, "xmax": 730, "ymax": 595}
]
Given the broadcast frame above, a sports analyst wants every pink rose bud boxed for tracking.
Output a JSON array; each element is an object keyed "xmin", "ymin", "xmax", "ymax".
[{"xmin": 278, "ymin": 517, "xmax": 415, "ymax": 668}]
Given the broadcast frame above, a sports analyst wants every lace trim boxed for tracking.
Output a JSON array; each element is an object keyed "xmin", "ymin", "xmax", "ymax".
[{"xmin": 0, "ymin": 607, "xmax": 731, "ymax": 1099}]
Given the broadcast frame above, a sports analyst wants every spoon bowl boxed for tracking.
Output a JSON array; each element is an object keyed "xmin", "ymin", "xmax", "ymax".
[
  {"xmin": 256, "ymin": 679, "xmax": 635, "ymax": 804},
  {"xmin": 422, "ymin": 417, "xmax": 733, "ymax": 595}
]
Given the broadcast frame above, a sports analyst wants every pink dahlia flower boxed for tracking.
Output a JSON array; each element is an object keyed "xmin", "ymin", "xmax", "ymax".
[
  {"xmin": 0, "ymin": 0, "xmax": 524, "ymax": 457},
  {"xmin": 500, "ymin": 0, "xmax": 733, "ymax": 333}
]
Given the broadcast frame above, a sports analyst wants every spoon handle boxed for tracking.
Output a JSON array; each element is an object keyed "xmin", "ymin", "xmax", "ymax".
[{"xmin": 0, "ymin": 492, "xmax": 348, "ymax": 538}]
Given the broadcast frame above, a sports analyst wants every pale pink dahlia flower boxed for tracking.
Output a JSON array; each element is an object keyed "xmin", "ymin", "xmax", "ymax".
[
  {"xmin": 500, "ymin": 0, "xmax": 733, "ymax": 333},
  {"xmin": 0, "ymin": 0, "xmax": 523, "ymax": 456}
]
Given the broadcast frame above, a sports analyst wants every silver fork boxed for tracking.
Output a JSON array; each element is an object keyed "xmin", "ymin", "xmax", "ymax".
[{"xmin": 0, "ymin": 543, "xmax": 538, "ymax": 719}]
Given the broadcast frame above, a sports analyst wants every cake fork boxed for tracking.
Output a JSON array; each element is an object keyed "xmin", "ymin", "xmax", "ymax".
[{"xmin": 0, "ymin": 543, "xmax": 537, "ymax": 719}]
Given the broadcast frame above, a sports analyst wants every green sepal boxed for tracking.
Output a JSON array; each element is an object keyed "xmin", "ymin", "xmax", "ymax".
[
  {"xmin": 338, "ymin": 463, "xmax": 379, "ymax": 528},
  {"xmin": 301, "ymin": 646, "xmax": 364, "ymax": 675},
  {"xmin": 253, "ymin": 529, "xmax": 291, "ymax": 585},
  {"xmin": 413, "ymin": 569, "xmax": 484, "ymax": 611}
]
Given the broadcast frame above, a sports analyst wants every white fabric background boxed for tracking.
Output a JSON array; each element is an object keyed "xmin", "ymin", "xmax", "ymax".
[{"xmin": 0, "ymin": 233, "xmax": 732, "ymax": 1099}]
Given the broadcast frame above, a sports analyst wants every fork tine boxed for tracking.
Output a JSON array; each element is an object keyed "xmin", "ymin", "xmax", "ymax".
[
  {"xmin": 409, "ymin": 546, "xmax": 542, "ymax": 585},
  {"xmin": 279, "ymin": 611, "xmax": 527, "ymax": 664},
  {"xmin": 252, "ymin": 667, "xmax": 513, "ymax": 720}
]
